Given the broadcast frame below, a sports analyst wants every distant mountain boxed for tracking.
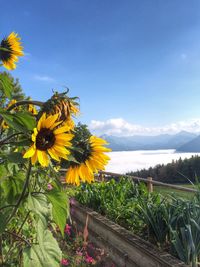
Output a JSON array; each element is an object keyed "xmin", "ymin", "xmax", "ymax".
[
  {"xmin": 101, "ymin": 131, "xmax": 197, "ymax": 151},
  {"xmin": 166, "ymin": 131, "xmax": 197, "ymax": 148},
  {"xmin": 177, "ymin": 135, "xmax": 200, "ymax": 152}
]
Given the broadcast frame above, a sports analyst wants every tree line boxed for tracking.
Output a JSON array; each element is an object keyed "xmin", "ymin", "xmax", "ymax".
[{"xmin": 128, "ymin": 155, "xmax": 200, "ymax": 184}]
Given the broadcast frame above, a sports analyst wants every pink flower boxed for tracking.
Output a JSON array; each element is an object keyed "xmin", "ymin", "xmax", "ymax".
[
  {"xmin": 70, "ymin": 197, "xmax": 76, "ymax": 205},
  {"xmin": 76, "ymin": 250, "xmax": 83, "ymax": 256},
  {"xmin": 61, "ymin": 258, "xmax": 69, "ymax": 266},
  {"xmin": 85, "ymin": 253, "xmax": 94, "ymax": 264},
  {"xmin": 64, "ymin": 224, "xmax": 71, "ymax": 235},
  {"xmin": 47, "ymin": 183, "xmax": 53, "ymax": 190}
]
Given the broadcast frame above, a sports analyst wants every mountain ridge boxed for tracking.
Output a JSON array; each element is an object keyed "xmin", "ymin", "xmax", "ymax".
[{"xmin": 101, "ymin": 131, "xmax": 198, "ymax": 151}]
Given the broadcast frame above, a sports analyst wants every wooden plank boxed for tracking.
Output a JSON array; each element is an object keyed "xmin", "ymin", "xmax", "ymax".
[
  {"xmin": 59, "ymin": 169, "xmax": 197, "ymax": 193},
  {"xmin": 71, "ymin": 202, "xmax": 189, "ymax": 267}
]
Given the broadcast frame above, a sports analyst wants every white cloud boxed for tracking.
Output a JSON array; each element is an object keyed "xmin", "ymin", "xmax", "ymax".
[
  {"xmin": 34, "ymin": 75, "xmax": 55, "ymax": 82},
  {"xmin": 89, "ymin": 118, "xmax": 200, "ymax": 136}
]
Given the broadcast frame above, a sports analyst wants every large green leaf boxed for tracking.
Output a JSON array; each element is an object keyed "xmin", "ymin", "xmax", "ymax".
[
  {"xmin": 0, "ymin": 73, "xmax": 12, "ymax": 98},
  {"xmin": 14, "ymin": 112, "xmax": 36, "ymax": 131},
  {"xmin": 27, "ymin": 193, "xmax": 51, "ymax": 227},
  {"xmin": 0, "ymin": 165, "xmax": 7, "ymax": 179},
  {"xmin": 0, "ymin": 109, "xmax": 36, "ymax": 132},
  {"xmin": 1, "ymin": 172, "xmax": 25, "ymax": 204},
  {"xmin": 46, "ymin": 189, "xmax": 69, "ymax": 236},
  {"xmin": 6, "ymin": 152, "xmax": 26, "ymax": 164},
  {"xmin": 23, "ymin": 220, "xmax": 62, "ymax": 267}
]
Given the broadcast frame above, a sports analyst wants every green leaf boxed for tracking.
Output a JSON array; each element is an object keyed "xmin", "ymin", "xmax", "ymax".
[
  {"xmin": 23, "ymin": 220, "xmax": 62, "ymax": 267},
  {"xmin": 46, "ymin": 189, "xmax": 69, "ymax": 236},
  {"xmin": 0, "ymin": 165, "xmax": 7, "ymax": 179},
  {"xmin": 7, "ymin": 152, "xmax": 26, "ymax": 164},
  {"xmin": 0, "ymin": 109, "xmax": 36, "ymax": 132},
  {"xmin": 14, "ymin": 112, "xmax": 36, "ymax": 131},
  {"xmin": 27, "ymin": 193, "xmax": 51, "ymax": 227},
  {"xmin": 0, "ymin": 209, "xmax": 12, "ymax": 234},
  {"xmin": 1, "ymin": 173, "xmax": 25, "ymax": 204},
  {"xmin": 67, "ymin": 154, "xmax": 80, "ymax": 164},
  {"xmin": 0, "ymin": 73, "xmax": 12, "ymax": 98}
]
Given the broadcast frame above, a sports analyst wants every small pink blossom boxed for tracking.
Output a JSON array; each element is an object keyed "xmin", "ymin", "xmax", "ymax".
[
  {"xmin": 76, "ymin": 250, "xmax": 83, "ymax": 256},
  {"xmin": 47, "ymin": 183, "xmax": 53, "ymax": 190},
  {"xmin": 70, "ymin": 197, "xmax": 76, "ymax": 205},
  {"xmin": 85, "ymin": 253, "xmax": 94, "ymax": 264},
  {"xmin": 64, "ymin": 224, "xmax": 71, "ymax": 235},
  {"xmin": 61, "ymin": 258, "xmax": 69, "ymax": 266}
]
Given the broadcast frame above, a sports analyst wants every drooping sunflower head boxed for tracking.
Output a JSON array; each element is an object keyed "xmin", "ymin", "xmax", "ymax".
[
  {"xmin": 0, "ymin": 32, "xmax": 24, "ymax": 70},
  {"xmin": 39, "ymin": 92, "xmax": 79, "ymax": 128},
  {"xmin": 23, "ymin": 113, "xmax": 74, "ymax": 167},
  {"xmin": 66, "ymin": 135, "xmax": 111, "ymax": 186}
]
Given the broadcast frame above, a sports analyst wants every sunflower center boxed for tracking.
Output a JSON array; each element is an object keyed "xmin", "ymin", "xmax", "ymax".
[
  {"xmin": 73, "ymin": 141, "xmax": 91, "ymax": 164},
  {"xmin": 36, "ymin": 128, "xmax": 55, "ymax": 151},
  {"xmin": 0, "ymin": 39, "xmax": 12, "ymax": 61}
]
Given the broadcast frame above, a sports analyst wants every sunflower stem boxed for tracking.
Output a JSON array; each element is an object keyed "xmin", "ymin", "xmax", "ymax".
[
  {"xmin": 0, "ymin": 132, "xmax": 24, "ymax": 147},
  {"xmin": 6, "ymin": 160, "xmax": 32, "ymax": 226},
  {"xmin": 7, "ymin": 100, "xmax": 44, "ymax": 111}
]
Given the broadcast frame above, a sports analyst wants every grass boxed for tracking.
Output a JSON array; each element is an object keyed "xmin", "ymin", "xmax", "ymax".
[{"xmin": 154, "ymin": 184, "xmax": 196, "ymax": 199}]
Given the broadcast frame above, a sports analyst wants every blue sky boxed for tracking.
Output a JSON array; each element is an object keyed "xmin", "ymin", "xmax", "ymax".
[{"xmin": 1, "ymin": 0, "xmax": 200, "ymax": 135}]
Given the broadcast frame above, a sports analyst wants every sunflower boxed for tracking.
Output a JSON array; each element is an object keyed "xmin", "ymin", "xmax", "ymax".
[
  {"xmin": 0, "ymin": 32, "xmax": 24, "ymax": 70},
  {"xmin": 23, "ymin": 113, "xmax": 73, "ymax": 167},
  {"xmin": 66, "ymin": 136, "xmax": 111, "ymax": 186}
]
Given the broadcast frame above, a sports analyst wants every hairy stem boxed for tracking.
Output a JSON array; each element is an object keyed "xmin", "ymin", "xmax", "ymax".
[
  {"xmin": 0, "ymin": 132, "xmax": 24, "ymax": 146},
  {"xmin": 5, "ymin": 231, "xmax": 31, "ymax": 246},
  {"xmin": 17, "ymin": 211, "xmax": 30, "ymax": 235},
  {"xmin": 7, "ymin": 100, "xmax": 44, "ymax": 111}
]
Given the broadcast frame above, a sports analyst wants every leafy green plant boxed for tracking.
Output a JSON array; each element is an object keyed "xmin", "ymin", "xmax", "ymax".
[
  {"xmin": 168, "ymin": 196, "xmax": 200, "ymax": 266},
  {"xmin": 76, "ymin": 177, "xmax": 200, "ymax": 265},
  {"xmin": 137, "ymin": 194, "xmax": 169, "ymax": 247}
]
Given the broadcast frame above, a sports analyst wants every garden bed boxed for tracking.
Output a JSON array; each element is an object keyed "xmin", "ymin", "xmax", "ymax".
[{"xmin": 71, "ymin": 201, "xmax": 188, "ymax": 267}]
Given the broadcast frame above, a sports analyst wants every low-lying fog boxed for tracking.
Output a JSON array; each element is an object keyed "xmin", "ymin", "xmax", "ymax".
[{"xmin": 105, "ymin": 150, "xmax": 200, "ymax": 174}]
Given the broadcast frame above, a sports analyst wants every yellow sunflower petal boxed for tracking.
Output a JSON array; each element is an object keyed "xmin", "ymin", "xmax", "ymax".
[
  {"xmin": 31, "ymin": 151, "xmax": 38, "ymax": 164},
  {"xmin": 55, "ymin": 133, "xmax": 74, "ymax": 141},
  {"xmin": 23, "ymin": 145, "xmax": 35, "ymax": 158},
  {"xmin": 37, "ymin": 150, "xmax": 49, "ymax": 167},
  {"xmin": 53, "ymin": 144, "xmax": 70, "ymax": 155},
  {"xmin": 37, "ymin": 113, "xmax": 46, "ymax": 131},
  {"xmin": 43, "ymin": 113, "xmax": 59, "ymax": 129},
  {"xmin": 48, "ymin": 148, "xmax": 60, "ymax": 161},
  {"xmin": 53, "ymin": 125, "xmax": 71, "ymax": 135}
]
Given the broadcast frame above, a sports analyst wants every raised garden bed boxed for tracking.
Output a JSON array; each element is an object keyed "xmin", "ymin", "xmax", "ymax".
[{"xmin": 71, "ymin": 201, "xmax": 189, "ymax": 267}]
